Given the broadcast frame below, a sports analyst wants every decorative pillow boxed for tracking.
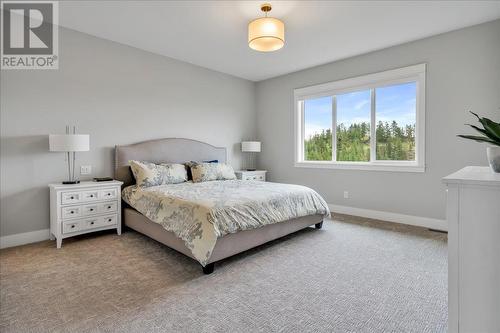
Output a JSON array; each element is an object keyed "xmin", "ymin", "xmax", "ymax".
[
  {"xmin": 185, "ymin": 160, "xmax": 219, "ymax": 180},
  {"xmin": 190, "ymin": 162, "xmax": 236, "ymax": 183},
  {"xmin": 129, "ymin": 160, "xmax": 187, "ymax": 187}
]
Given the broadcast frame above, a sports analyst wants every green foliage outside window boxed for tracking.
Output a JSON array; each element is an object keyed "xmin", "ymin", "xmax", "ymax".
[
  {"xmin": 304, "ymin": 121, "xmax": 415, "ymax": 161},
  {"xmin": 337, "ymin": 122, "xmax": 370, "ymax": 161},
  {"xmin": 304, "ymin": 128, "xmax": 333, "ymax": 161},
  {"xmin": 376, "ymin": 121, "xmax": 415, "ymax": 161}
]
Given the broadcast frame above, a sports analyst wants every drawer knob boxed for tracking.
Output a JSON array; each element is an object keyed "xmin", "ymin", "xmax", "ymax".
[
  {"xmin": 71, "ymin": 225, "xmax": 75, "ymax": 229},
  {"xmin": 90, "ymin": 208, "xmax": 94, "ymax": 211},
  {"xmin": 107, "ymin": 206, "xmax": 111, "ymax": 209},
  {"xmin": 70, "ymin": 211, "xmax": 74, "ymax": 214},
  {"xmin": 108, "ymin": 218, "xmax": 112, "ymax": 222},
  {"xmin": 90, "ymin": 194, "xmax": 94, "ymax": 198},
  {"xmin": 70, "ymin": 196, "xmax": 74, "ymax": 200},
  {"xmin": 107, "ymin": 193, "xmax": 111, "ymax": 196},
  {"xmin": 90, "ymin": 221, "xmax": 94, "ymax": 225}
]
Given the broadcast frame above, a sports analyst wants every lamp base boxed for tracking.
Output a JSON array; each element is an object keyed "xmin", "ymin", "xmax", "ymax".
[{"xmin": 62, "ymin": 180, "xmax": 80, "ymax": 185}]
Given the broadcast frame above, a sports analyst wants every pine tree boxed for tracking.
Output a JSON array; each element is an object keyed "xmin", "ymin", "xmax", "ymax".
[{"xmin": 304, "ymin": 121, "xmax": 415, "ymax": 162}]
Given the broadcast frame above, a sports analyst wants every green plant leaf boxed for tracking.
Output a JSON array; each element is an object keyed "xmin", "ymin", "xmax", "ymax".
[
  {"xmin": 469, "ymin": 111, "xmax": 481, "ymax": 121},
  {"xmin": 467, "ymin": 111, "xmax": 500, "ymax": 143},
  {"xmin": 480, "ymin": 118, "xmax": 500, "ymax": 141},
  {"xmin": 467, "ymin": 124, "xmax": 500, "ymax": 143},
  {"xmin": 457, "ymin": 135, "xmax": 500, "ymax": 146},
  {"xmin": 469, "ymin": 111, "xmax": 500, "ymax": 141}
]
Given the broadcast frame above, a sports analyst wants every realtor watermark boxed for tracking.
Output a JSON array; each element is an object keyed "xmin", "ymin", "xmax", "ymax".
[{"xmin": 1, "ymin": 1, "xmax": 59, "ymax": 69}]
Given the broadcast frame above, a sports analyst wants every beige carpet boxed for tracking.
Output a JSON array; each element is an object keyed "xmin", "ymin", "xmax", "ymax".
[{"xmin": 0, "ymin": 215, "xmax": 447, "ymax": 333}]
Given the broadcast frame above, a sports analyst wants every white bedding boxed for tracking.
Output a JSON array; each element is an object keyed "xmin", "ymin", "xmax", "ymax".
[{"xmin": 122, "ymin": 180, "xmax": 330, "ymax": 265}]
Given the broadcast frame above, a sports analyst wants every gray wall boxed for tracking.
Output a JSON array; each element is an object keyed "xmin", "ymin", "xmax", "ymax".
[
  {"xmin": 256, "ymin": 20, "xmax": 500, "ymax": 220},
  {"xmin": 0, "ymin": 28, "xmax": 256, "ymax": 236},
  {"xmin": 2, "ymin": 20, "xmax": 499, "ymax": 237}
]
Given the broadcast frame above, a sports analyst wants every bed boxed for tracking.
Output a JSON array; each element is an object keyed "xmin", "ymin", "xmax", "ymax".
[{"xmin": 115, "ymin": 138, "xmax": 329, "ymax": 274}]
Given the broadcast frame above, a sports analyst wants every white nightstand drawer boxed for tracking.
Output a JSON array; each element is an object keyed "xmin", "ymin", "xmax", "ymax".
[
  {"xmin": 244, "ymin": 175, "xmax": 265, "ymax": 181},
  {"xmin": 81, "ymin": 217, "xmax": 100, "ymax": 230},
  {"xmin": 61, "ymin": 192, "xmax": 81, "ymax": 205},
  {"xmin": 64, "ymin": 201, "xmax": 117, "ymax": 219},
  {"xmin": 101, "ymin": 214, "xmax": 117, "ymax": 226},
  {"xmin": 62, "ymin": 214, "xmax": 118, "ymax": 234},
  {"xmin": 61, "ymin": 206, "xmax": 81, "ymax": 219},
  {"xmin": 99, "ymin": 188, "xmax": 117, "ymax": 200},
  {"xmin": 99, "ymin": 201, "xmax": 117, "ymax": 214},
  {"xmin": 61, "ymin": 190, "xmax": 99, "ymax": 205},
  {"xmin": 62, "ymin": 220, "xmax": 81, "ymax": 234},
  {"xmin": 82, "ymin": 190, "xmax": 99, "ymax": 201},
  {"xmin": 82, "ymin": 204, "xmax": 99, "ymax": 216}
]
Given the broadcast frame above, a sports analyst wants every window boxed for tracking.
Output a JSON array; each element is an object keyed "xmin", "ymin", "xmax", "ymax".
[
  {"xmin": 294, "ymin": 64, "xmax": 425, "ymax": 172},
  {"xmin": 336, "ymin": 90, "xmax": 371, "ymax": 162},
  {"xmin": 304, "ymin": 96, "xmax": 332, "ymax": 161}
]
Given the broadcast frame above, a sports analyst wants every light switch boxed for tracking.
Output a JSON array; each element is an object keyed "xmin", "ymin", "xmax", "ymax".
[{"xmin": 80, "ymin": 165, "xmax": 92, "ymax": 175}]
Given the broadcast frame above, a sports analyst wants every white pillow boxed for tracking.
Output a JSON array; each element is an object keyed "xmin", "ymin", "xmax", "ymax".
[{"xmin": 129, "ymin": 161, "xmax": 187, "ymax": 187}]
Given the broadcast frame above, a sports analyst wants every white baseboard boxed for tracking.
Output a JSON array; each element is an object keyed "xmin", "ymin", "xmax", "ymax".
[
  {"xmin": 0, "ymin": 206, "xmax": 447, "ymax": 249},
  {"xmin": 0, "ymin": 229, "xmax": 50, "ymax": 249},
  {"xmin": 329, "ymin": 204, "xmax": 447, "ymax": 232}
]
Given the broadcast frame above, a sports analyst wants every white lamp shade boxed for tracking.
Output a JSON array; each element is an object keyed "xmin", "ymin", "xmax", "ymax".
[
  {"xmin": 49, "ymin": 134, "xmax": 90, "ymax": 152},
  {"xmin": 241, "ymin": 141, "xmax": 261, "ymax": 153},
  {"xmin": 248, "ymin": 17, "xmax": 285, "ymax": 52}
]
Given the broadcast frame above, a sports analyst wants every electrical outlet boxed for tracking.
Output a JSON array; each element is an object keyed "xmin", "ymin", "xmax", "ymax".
[
  {"xmin": 343, "ymin": 191, "xmax": 349, "ymax": 199},
  {"xmin": 80, "ymin": 165, "xmax": 92, "ymax": 175}
]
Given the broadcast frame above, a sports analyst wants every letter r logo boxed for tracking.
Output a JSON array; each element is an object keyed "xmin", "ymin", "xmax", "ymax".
[{"xmin": 2, "ymin": 2, "xmax": 53, "ymax": 54}]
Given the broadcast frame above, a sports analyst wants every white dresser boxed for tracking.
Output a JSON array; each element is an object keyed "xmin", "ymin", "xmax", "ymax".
[
  {"xmin": 235, "ymin": 170, "xmax": 267, "ymax": 181},
  {"xmin": 443, "ymin": 167, "xmax": 500, "ymax": 333},
  {"xmin": 49, "ymin": 180, "xmax": 123, "ymax": 248}
]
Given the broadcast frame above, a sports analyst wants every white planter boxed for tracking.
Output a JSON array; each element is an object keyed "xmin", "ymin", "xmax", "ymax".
[{"xmin": 487, "ymin": 146, "xmax": 500, "ymax": 173}]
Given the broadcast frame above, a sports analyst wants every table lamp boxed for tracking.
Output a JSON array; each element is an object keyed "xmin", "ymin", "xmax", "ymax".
[
  {"xmin": 49, "ymin": 126, "xmax": 90, "ymax": 184},
  {"xmin": 241, "ymin": 141, "xmax": 261, "ymax": 171}
]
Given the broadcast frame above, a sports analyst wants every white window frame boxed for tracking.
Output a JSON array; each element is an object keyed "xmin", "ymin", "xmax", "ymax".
[{"xmin": 294, "ymin": 64, "xmax": 426, "ymax": 172}]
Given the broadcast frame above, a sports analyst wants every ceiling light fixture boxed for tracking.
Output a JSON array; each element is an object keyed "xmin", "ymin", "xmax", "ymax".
[{"xmin": 248, "ymin": 3, "xmax": 285, "ymax": 52}]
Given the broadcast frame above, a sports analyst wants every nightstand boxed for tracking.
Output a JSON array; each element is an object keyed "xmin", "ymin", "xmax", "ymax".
[
  {"xmin": 235, "ymin": 170, "xmax": 267, "ymax": 181},
  {"xmin": 49, "ymin": 180, "xmax": 123, "ymax": 248}
]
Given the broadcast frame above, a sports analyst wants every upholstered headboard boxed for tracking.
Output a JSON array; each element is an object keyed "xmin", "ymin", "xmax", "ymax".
[{"xmin": 114, "ymin": 138, "xmax": 227, "ymax": 187}]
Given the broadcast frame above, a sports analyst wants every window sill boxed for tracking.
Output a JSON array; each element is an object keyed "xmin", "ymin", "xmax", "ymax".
[{"xmin": 294, "ymin": 161, "xmax": 425, "ymax": 173}]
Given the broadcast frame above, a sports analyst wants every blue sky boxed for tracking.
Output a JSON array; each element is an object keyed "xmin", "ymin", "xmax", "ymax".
[{"xmin": 304, "ymin": 82, "xmax": 416, "ymax": 139}]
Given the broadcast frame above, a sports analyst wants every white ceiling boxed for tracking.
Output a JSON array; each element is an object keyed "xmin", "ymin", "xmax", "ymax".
[{"xmin": 59, "ymin": 1, "xmax": 500, "ymax": 81}]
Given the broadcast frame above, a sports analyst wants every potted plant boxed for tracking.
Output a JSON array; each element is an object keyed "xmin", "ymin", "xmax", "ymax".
[{"xmin": 458, "ymin": 111, "xmax": 500, "ymax": 173}]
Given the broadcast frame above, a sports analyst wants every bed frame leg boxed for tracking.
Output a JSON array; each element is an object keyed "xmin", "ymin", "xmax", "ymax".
[
  {"xmin": 315, "ymin": 221, "xmax": 323, "ymax": 229},
  {"xmin": 202, "ymin": 263, "xmax": 215, "ymax": 274}
]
